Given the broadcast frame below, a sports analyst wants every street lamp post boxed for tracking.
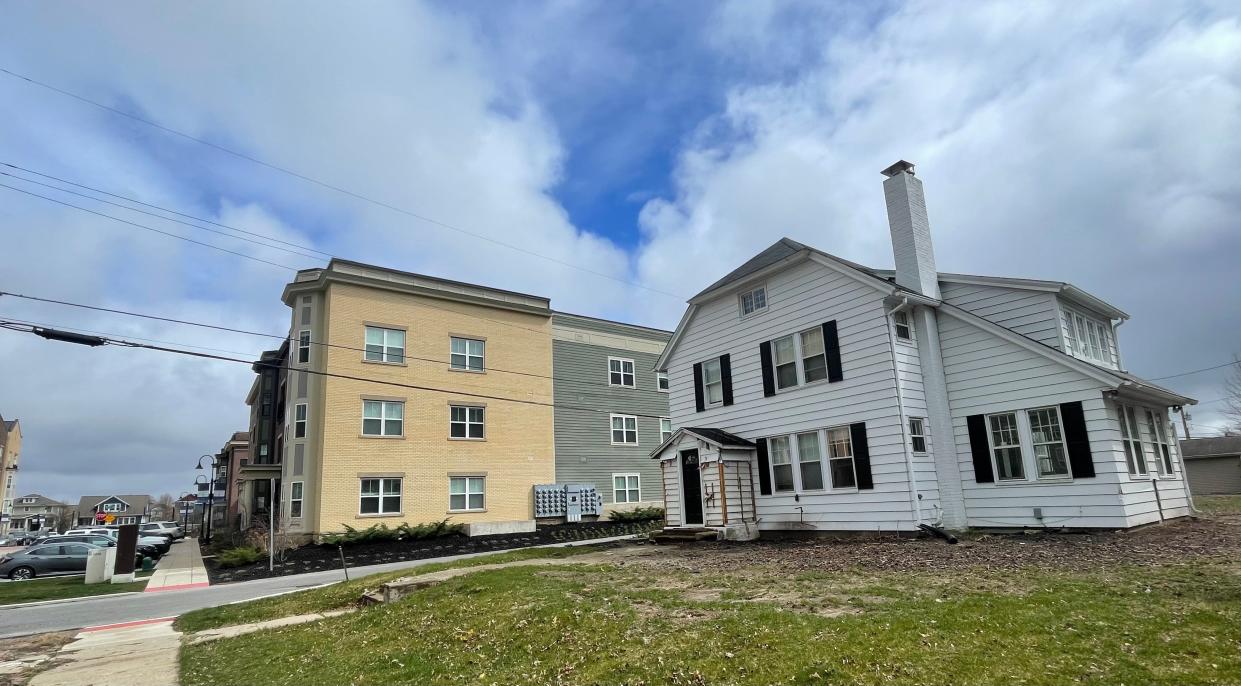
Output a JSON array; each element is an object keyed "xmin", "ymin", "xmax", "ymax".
[
  {"xmin": 196, "ymin": 453, "xmax": 221, "ymax": 543},
  {"xmin": 194, "ymin": 475, "xmax": 209, "ymax": 539}
]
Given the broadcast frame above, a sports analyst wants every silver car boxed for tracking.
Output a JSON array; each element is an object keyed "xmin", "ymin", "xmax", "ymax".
[{"xmin": 0, "ymin": 542, "xmax": 131, "ymax": 580}]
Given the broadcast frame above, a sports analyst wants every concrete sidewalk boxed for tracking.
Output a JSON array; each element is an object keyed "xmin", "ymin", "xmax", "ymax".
[
  {"xmin": 144, "ymin": 539, "xmax": 209, "ymax": 592},
  {"xmin": 30, "ymin": 619, "xmax": 180, "ymax": 686}
]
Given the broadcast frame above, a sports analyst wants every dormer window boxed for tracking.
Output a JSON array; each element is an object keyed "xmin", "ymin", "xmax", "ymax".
[
  {"xmin": 1062, "ymin": 307, "xmax": 1115, "ymax": 367},
  {"xmin": 739, "ymin": 286, "xmax": 767, "ymax": 317}
]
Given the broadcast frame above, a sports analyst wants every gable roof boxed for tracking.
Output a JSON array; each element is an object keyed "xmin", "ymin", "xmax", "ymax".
[
  {"xmin": 75, "ymin": 495, "xmax": 151, "ymax": 513},
  {"xmin": 1179, "ymin": 436, "xmax": 1241, "ymax": 459},
  {"xmin": 649, "ymin": 427, "xmax": 755, "ymax": 458},
  {"xmin": 870, "ymin": 269, "xmax": 1128, "ymax": 319},
  {"xmin": 693, "ymin": 238, "xmax": 808, "ymax": 299},
  {"xmin": 14, "ymin": 494, "xmax": 64, "ymax": 507}
]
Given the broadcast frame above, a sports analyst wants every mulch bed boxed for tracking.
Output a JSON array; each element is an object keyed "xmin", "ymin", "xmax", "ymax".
[
  {"xmin": 640, "ymin": 513, "xmax": 1241, "ymax": 575},
  {"xmin": 205, "ymin": 520, "xmax": 659, "ymax": 584}
]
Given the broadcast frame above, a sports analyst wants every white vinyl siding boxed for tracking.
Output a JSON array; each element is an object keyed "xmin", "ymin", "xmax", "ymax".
[{"xmin": 937, "ymin": 282, "xmax": 1062, "ymax": 348}]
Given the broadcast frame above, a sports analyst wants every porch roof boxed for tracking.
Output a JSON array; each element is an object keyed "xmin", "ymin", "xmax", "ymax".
[{"xmin": 649, "ymin": 427, "xmax": 755, "ymax": 458}]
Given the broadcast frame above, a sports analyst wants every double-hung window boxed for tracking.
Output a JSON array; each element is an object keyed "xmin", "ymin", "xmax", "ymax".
[
  {"xmin": 771, "ymin": 327, "xmax": 829, "ymax": 390},
  {"xmin": 360, "ymin": 477, "xmax": 401, "ymax": 515},
  {"xmin": 893, "ymin": 311, "xmax": 913, "ymax": 341},
  {"xmin": 450, "ymin": 405, "xmax": 485, "ymax": 439},
  {"xmin": 294, "ymin": 403, "xmax": 308, "ymax": 439},
  {"xmin": 660, "ymin": 418, "xmax": 672, "ymax": 443},
  {"xmin": 987, "ymin": 413, "xmax": 1026, "ymax": 481},
  {"xmin": 739, "ymin": 286, "xmax": 767, "ymax": 317},
  {"xmin": 768, "ymin": 436, "xmax": 794, "ymax": 491},
  {"xmin": 826, "ymin": 427, "xmax": 857, "ymax": 489},
  {"xmin": 364, "ymin": 326, "xmax": 405, "ymax": 363},
  {"xmin": 1145, "ymin": 409, "xmax": 1174, "ymax": 476},
  {"xmin": 289, "ymin": 482, "xmax": 303, "ymax": 518},
  {"xmin": 701, "ymin": 358, "xmax": 723, "ymax": 405},
  {"xmin": 362, "ymin": 400, "xmax": 404, "ymax": 437},
  {"xmin": 613, "ymin": 474, "xmax": 641, "ymax": 503},
  {"xmin": 608, "ymin": 357, "xmax": 635, "ymax": 387},
  {"xmin": 1117, "ymin": 404, "xmax": 1148, "ymax": 475},
  {"xmin": 450, "ymin": 337, "xmax": 485, "ymax": 371},
  {"xmin": 449, "ymin": 476, "xmax": 485, "ymax": 511},
  {"xmin": 297, "ymin": 330, "xmax": 311, "ymax": 364},
  {"xmin": 610, "ymin": 414, "xmax": 638, "ymax": 445},
  {"xmin": 656, "ymin": 371, "xmax": 669, "ymax": 392},
  {"xmin": 1027, "ymin": 407, "xmax": 1069, "ymax": 478},
  {"xmin": 909, "ymin": 418, "xmax": 927, "ymax": 453},
  {"xmin": 795, "ymin": 431, "xmax": 824, "ymax": 490}
]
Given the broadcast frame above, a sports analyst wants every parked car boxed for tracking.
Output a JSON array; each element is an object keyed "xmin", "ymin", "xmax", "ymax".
[
  {"xmin": 44, "ymin": 534, "xmax": 162, "ymax": 560},
  {"xmin": 140, "ymin": 522, "xmax": 185, "ymax": 540},
  {"xmin": 59, "ymin": 528, "xmax": 171, "ymax": 555},
  {"xmin": 0, "ymin": 542, "xmax": 141, "ymax": 580}
]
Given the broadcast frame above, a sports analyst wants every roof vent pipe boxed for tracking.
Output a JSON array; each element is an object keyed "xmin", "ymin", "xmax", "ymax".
[{"xmin": 882, "ymin": 160, "xmax": 941, "ymax": 300}]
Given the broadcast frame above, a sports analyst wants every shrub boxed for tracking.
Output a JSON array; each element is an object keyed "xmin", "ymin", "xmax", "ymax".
[
  {"xmin": 217, "ymin": 546, "xmax": 264, "ymax": 568},
  {"xmin": 607, "ymin": 506, "xmax": 665, "ymax": 523},
  {"xmin": 321, "ymin": 520, "xmax": 465, "ymax": 547}
]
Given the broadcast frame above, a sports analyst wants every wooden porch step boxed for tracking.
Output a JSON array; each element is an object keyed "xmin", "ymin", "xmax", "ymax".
[{"xmin": 650, "ymin": 528, "xmax": 720, "ymax": 544}]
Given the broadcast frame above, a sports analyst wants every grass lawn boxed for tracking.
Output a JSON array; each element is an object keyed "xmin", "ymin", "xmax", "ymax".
[
  {"xmin": 181, "ymin": 551, "xmax": 1241, "ymax": 685},
  {"xmin": 1196, "ymin": 494, "xmax": 1241, "ymax": 516},
  {"xmin": 0, "ymin": 574, "xmax": 147, "ymax": 606},
  {"xmin": 174, "ymin": 545, "xmax": 603, "ymax": 633}
]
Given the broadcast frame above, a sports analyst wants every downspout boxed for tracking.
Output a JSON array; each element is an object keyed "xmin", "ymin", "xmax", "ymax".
[
  {"xmin": 1111, "ymin": 319, "xmax": 1126, "ymax": 370},
  {"xmin": 717, "ymin": 460, "xmax": 729, "ymax": 525},
  {"xmin": 886, "ymin": 297, "xmax": 924, "ymax": 526}
]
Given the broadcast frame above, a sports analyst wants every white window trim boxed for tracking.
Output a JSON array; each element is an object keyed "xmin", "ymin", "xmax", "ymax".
[
  {"xmin": 448, "ymin": 475, "xmax": 486, "ymax": 512},
  {"xmin": 893, "ymin": 310, "xmax": 914, "ymax": 343},
  {"xmin": 1145, "ymin": 408, "xmax": 1175, "ymax": 477},
  {"xmin": 612, "ymin": 473, "xmax": 641, "ymax": 504},
  {"xmin": 607, "ymin": 357, "xmax": 636, "ymax": 388},
  {"xmin": 361, "ymin": 400, "xmax": 405, "ymax": 438},
  {"xmin": 660, "ymin": 417, "xmax": 672, "ymax": 444},
  {"xmin": 656, "ymin": 371, "xmax": 670, "ymax": 392},
  {"xmin": 449, "ymin": 405, "xmax": 486, "ymax": 441},
  {"xmin": 1060, "ymin": 305, "xmax": 1116, "ymax": 368},
  {"xmin": 1117, "ymin": 403, "xmax": 1150, "ymax": 478},
  {"xmin": 449, "ymin": 337, "xmax": 486, "ymax": 373},
  {"xmin": 297, "ymin": 329, "xmax": 311, "ymax": 364},
  {"xmin": 909, "ymin": 417, "xmax": 927, "ymax": 454},
  {"xmin": 700, "ymin": 358, "xmax": 724, "ymax": 407},
  {"xmin": 982, "ymin": 407, "xmax": 1075, "ymax": 484},
  {"xmin": 289, "ymin": 481, "xmax": 303, "ymax": 518},
  {"xmin": 769, "ymin": 326, "xmax": 830, "ymax": 393},
  {"xmin": 294, "ymin": 402, "xmax": 308, "ymax": 439},
  {"xmin": 359, "ymin": 477, "xmax": 402, "ymax": 515},
  {"xmin": 766, "ymin": 427, "xmax": 858, "ymax": 494},
  {"xmin": 363, "ymin": 326, "xmax": 406, "ymax": 364},
  {"xmin": 738, "ymin": 284, "xmax": 768, "ymax": 319},
  {"xmin": 610, "ymin": 414, "xmax": 639, "ymax": 445}
]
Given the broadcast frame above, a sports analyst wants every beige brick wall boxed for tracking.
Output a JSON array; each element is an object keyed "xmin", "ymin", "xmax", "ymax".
[{"xmin": 313, "ymin": 282, "xmax": 555, "ymax": 534}]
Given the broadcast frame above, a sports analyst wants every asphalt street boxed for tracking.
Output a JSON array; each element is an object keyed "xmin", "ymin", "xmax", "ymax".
[{"xmin": 0, "ymin": 534, "xmax": 633, "ymax": 638}]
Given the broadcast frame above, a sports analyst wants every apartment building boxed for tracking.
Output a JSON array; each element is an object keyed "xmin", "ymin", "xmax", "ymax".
[
  {"xmin": 278, "ymin": 260, "xmax": 556, "ymax": 539},
  {"xmin": 0, "ymin": 415, "xmax": 20, "ymax": 536},
  {"xmin": 551, "ymin": 312, "xmax": 671, "ymax": 512},
  {"xmin": 234, "ymin": 344, "xmax": 289, "ymax": 534}
]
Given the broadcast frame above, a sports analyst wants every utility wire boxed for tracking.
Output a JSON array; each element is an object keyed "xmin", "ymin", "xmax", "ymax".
[
  {"xmin": 1148, "ymin": 359, "xmax": 1239, "ymax": 381},
  {"xmin": 0, "ymin": 67, "xmax": 687, "ymax": 300},
  {"xmin": 0, "ymin": 322, "xmax": 674, "ymax": 422},
  {"xmin": 0, "ymin": 290, "xmax": 671, "ymax": 394},
  {"xmin": 1, "ymin": 168, "xmax": 327, "ymax": 261},
  {"xmin": 0, "ymin": 183, "xmax": 300, "ymax": 270}
]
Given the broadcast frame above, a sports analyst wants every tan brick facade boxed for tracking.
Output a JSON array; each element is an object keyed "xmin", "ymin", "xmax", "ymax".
[{"xmin": 282, "ymin": 264, "xmax": 555, "ymax": 537}]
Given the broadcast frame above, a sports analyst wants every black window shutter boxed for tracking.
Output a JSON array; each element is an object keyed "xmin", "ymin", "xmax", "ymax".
[
  {"xmin": 755, "ymin": 437, "xmax": 772, "ymax": 495},
  {"xmin": 758, "ymin": 341, "xmax": 775, "ymax": 397},
  {"xmin": 720, "ymin": 354, "xmax": 734, "ymax": 406},
  {"xmin": 850, "ymin": 422, "xmax": 873, "ymax": 490},
  {"xmin": 967, "ymin": 414, "xmax": 995, "ymax": 483},
  {"xmin": 692, "ymin": 362, "xmax": 705, "ymax": 412},
  {"xmin": 1059, "ymin": 401, "xmax": 1095, "ymax": 478},
  {"xmin": 823, "ymin": 321, "xmax": 843, "ymax": 383}
]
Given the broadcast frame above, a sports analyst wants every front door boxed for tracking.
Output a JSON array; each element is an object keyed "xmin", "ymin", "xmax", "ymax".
[{"xmin": 680, "ymin": 450, "xmax": 704, "ymax": 525}]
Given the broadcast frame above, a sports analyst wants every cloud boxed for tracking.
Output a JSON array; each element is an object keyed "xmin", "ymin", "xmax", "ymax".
[{"xmin": 634, "ymin": 0, "xmax": 1241, "ymax": 430}]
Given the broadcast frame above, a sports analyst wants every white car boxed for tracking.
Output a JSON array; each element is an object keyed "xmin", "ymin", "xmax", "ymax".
[
  {"xmin": 65, "ymin": 527, "xmax": 172, "ymax": 554},
  {"xmin": 140, "ymin": 522, "xmax": 185, "ymax": 540}
]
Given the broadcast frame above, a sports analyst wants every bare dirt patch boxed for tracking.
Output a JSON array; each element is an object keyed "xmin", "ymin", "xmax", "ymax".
[{"xmin": 0, "ymin": 631, "xmax": 75, "ymax": 686}]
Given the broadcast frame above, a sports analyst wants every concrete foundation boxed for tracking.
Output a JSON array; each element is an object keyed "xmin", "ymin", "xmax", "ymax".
[{"xmin": 463, "ymin": 520, "xmax": 536, "ymax": 537}]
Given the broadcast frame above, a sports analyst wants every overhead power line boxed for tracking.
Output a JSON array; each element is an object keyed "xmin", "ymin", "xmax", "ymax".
[
  {"xmin": 1148, "ymin": 359, "xmax": 1239, "ymax": 381},
  {"xmin": 0, "ymin": 290, "xmax": 671, "ymax": 394},
  {"xmin": 0, "ymin": 321, "xmax": 673, "ymax": 421},
  {"xmin": 0, "ymin": 67, "xmax": 687, "ymax": 301},
  {"xmin": 0, "ymin": 182, "xmax": 300, "ymax": 270}
]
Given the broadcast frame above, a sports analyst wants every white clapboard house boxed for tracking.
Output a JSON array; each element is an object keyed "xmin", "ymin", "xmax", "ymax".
[{"xmin": 651, "ymin": 160, "xmax": 1196, "ymax": 538}]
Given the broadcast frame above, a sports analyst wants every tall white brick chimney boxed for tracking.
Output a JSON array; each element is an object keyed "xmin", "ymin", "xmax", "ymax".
[{"xmin": 882, "ymin": 160, "xmax": 940, "ymax": 299}]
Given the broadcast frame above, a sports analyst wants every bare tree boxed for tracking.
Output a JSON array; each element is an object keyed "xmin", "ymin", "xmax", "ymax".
[
  {"xmin": 1225, "ymin": 353, "xmax": 1241, "ymax": 433},
  {"xmin": 151, "ymin": 493, "xmax": 177, "ymax": 521}
]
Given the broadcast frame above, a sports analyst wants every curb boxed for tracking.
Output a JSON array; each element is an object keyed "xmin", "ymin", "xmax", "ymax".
[
  {"xmin": 144, "ymin": 581, "xmax": 210, "ymax": 593},
  {"xmin": 0, "ymin": 591, "xmax": 144, "ymax": 611},
  {"xmin": 81, "ymin": 616, "xmax": 176, "ymax": 633}
]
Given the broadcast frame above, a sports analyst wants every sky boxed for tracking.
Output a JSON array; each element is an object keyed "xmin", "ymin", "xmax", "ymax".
[{"xmin": 0, "ymin": 0, "xmax": 1238, "ymax": 503}]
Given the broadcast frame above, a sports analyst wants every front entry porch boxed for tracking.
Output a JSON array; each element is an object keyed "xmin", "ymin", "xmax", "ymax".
[{"xmin": 651, "ymin": 427, "xmax": 761, "ymax": 541}]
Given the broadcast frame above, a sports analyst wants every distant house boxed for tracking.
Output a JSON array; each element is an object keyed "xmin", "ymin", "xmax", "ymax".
[
  {"xmin": 73, "ymin": 495, "xmax": 152, "ymax": 526},
  {"xmin": 9, "ymin": 493, "xmax": 66, "ymax": 533},
  {"xmin": 652, "ymin": 161, "xmax": 1196, "ymax": 537},
  {"xmin": 1180, "ymin": 436, "xmax": 1241, "ymax": 495}
]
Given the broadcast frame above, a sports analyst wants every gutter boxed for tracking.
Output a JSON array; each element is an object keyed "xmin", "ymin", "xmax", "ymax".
[{"xmin": 885, "ymin": 297, "xmax": 923, "ymax": 526}]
